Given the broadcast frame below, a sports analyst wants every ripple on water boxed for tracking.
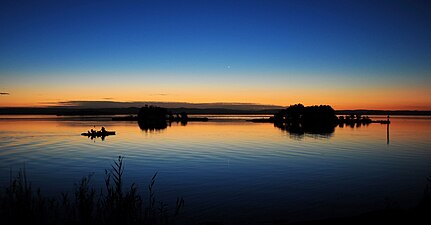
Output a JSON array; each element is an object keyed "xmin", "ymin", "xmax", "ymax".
[{"xmin": 1, "ymin": 118, "xmax": 431, "ymax": 223}]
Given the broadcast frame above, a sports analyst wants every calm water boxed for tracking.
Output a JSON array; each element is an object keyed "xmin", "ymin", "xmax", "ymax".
[{"xmin": 1, "ymin": 115, "xmax": 431, "ymax": 223}]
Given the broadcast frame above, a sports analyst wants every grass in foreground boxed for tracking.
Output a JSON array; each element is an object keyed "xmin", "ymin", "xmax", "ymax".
[{"xmin": 0, "ymin": 156, "xmax": 184, "ymax": 225}]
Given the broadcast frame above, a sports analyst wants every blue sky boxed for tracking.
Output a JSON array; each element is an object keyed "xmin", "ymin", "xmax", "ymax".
[{"xmin": 1, "ymin": 0, "xmax": 431, "ymax": 109}]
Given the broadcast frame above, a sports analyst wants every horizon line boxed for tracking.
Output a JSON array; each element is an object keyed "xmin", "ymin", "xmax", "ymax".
[{"xmin": 1, "ymin": 103, "xmax": 431, "ymax": 112}]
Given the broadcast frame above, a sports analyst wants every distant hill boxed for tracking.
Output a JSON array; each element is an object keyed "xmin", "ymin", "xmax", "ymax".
[
  {"xmin": 335, "ymin": 110, "xmax": 431, "ymax": 116},
  {"xmin": 1, "ymin": 101, "xmax": 430, "ymax": 116},
  {"xmin": 0, "ymin": 101, "xmax": 284, "ymax": 115},
  {"xmin": 54, "ymin": 100, "xmax": 284, "ymax": 111},
  {"xmin": 0, "ymin": 107, "xmax": 280, "ymax": 115}
]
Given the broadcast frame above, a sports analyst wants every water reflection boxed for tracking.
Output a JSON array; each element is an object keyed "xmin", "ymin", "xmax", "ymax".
[
  {"xmin": 274, "ymin": 122, "xmax": 335, "ymax": 138},
  {"xmin": 137, "ymin": 120, "xmax": 189, "ymax": 132},
  {"xmin": 82, "ymin": 134, "xmax": 109, "ymax": 141},
  {"xmin": 137, "ymin": 119, "xmax": 169, "ymax": 132},
  {"xmin": 274, "ymin": 117, "xmax": 393, "ymax": 141},
  {"xmin": 387, "ymin": 123, "xmax": 390, "ymax": 145},
  {"xmin": 338, "ymin": 122, "xmax": 371, "ymax": 128},
  {"xmin": 1, "ymin": 116, "xmax": 431, "ymax": 224}
]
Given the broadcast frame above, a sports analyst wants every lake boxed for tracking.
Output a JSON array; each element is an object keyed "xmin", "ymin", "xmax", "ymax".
[{"xmin": 1, "ymin": 115, "xmax": 431, "ymax": 224}]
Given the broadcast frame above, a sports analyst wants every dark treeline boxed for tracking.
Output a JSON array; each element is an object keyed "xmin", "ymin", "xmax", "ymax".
[
  {"xmin": 2, "ymin": 107, "xmax": 430, "ymax": 116},
  {"xmin": 0, "ymin": 156, "xmax": 184, "ymax": 225},
  {"xmin": 336, "ymin": 110, "xmax": 431, "ymax": 116},
  {"xmin": 0, "ymin": 107, "xmax": 280, "ymax": 115},
  {"xmin": 0, "ymin": 107, "xmax": 141, "ymax": 115}
]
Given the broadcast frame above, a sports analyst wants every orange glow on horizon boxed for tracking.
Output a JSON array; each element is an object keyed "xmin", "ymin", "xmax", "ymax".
[{"xmin": 1, "ymin": 83, "xmax": 431, "ymax": 110}]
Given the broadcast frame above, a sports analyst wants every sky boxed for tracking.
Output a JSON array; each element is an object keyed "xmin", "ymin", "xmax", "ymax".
[{"xmin": 1, "ymin": 0, "xmax": 431, "ymax": 110}]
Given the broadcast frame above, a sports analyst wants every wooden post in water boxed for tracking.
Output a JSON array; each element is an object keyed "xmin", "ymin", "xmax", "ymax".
[{"xmin": 386, "ymin": 115, "xmax": 390, "ymax": 145}]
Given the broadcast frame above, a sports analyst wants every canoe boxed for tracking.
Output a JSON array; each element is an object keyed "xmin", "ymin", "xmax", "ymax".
[{"xmin": 81, "ymin": 131, "xmax": 116, "ymax": 136}]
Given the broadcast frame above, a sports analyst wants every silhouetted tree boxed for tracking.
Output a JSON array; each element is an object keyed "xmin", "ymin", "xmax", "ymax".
[
  {"xmin": 274, "ymin": 104, "xmax": 337, "ymax": 136},
  {"xmin": 275, "ymin": 104, "xmax": 337, "ymax": 125},
  {"xmin": 137, "ymin": 105, "xmax": 169, "ymax": 122},
  {"xmin": 137, "ymin": 105, "xmax": 170, "ymax": 132},
  {"xmin": 136, "ymin": 106, "xmax": 191, "ymax": 131}
]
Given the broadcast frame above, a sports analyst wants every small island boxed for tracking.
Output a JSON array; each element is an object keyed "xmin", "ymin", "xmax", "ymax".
[
  {"xmin": 112, "ymin": 105, "xmax": 209, "ymax": 122},
  {"xmin": 250, "ymin": 104, "xmax": 390, "ymax": 135}
]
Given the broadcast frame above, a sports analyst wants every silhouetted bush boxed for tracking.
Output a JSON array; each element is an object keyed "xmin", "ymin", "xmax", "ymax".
[
  {"xmin": 137, "ymin": 105, "xmax": 192, "ymax": 131},
  {"xmin": 138, "ymin": 105, "xmax": 170, "ymax": 122}
]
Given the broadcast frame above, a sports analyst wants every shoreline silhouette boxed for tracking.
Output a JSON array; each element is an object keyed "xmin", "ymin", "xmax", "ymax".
[{"xmin": 1, "ymin": 106, "xmax": 431, "ymax": 116}]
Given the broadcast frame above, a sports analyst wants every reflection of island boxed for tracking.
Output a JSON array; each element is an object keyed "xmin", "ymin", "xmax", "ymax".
[
  {"xmin": 137, "ymin": 119, "xmax": 169, "ymax": 132},
  {"xmin": 274, "ymin": 122, "xmax": 336, "ymax": 137},
  {"xmin": 114, "ymin": 105, "xmax": 209, "ymax": 132}
]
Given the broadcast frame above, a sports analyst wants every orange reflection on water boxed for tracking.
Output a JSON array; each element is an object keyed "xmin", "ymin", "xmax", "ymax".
[
  {"xmin": 161, "ymin": 122, "xmax": 277, "ymax": 142},
  {"xmin": 334, "ymin": 116, "xmax": 431, "ymax": 145},
  {"xmin": 1, "ymin": 116, "xmax": 430, "ymax": 148},
  {"xmin": 0, "ymin": 118, "xmax": 279, "ymax": 143}
]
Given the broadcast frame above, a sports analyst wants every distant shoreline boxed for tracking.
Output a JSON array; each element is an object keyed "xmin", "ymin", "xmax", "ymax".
[
  {"xmin": 0, "ymin": 107, "xmax": 431, "ymax": 116},
  {"xmin": 335, "ymin": 110, "xmax": 431, "ymax": 116}
]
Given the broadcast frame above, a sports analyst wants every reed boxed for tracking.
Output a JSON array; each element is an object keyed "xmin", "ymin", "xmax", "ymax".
[{"xmin": 0, "ymin": 156, "xmax": 183, "ymax": 225}]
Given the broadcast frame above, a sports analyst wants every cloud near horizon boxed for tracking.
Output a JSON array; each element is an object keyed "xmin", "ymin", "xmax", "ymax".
[{"xmin": 0, "ymin": 92, "xmax": 10, "ymax": 95}]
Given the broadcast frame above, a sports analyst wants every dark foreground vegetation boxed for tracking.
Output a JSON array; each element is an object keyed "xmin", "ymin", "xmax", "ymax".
[{"xmin": 0, "ymin": 156, "xmax": 184, "ymax": 225}]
